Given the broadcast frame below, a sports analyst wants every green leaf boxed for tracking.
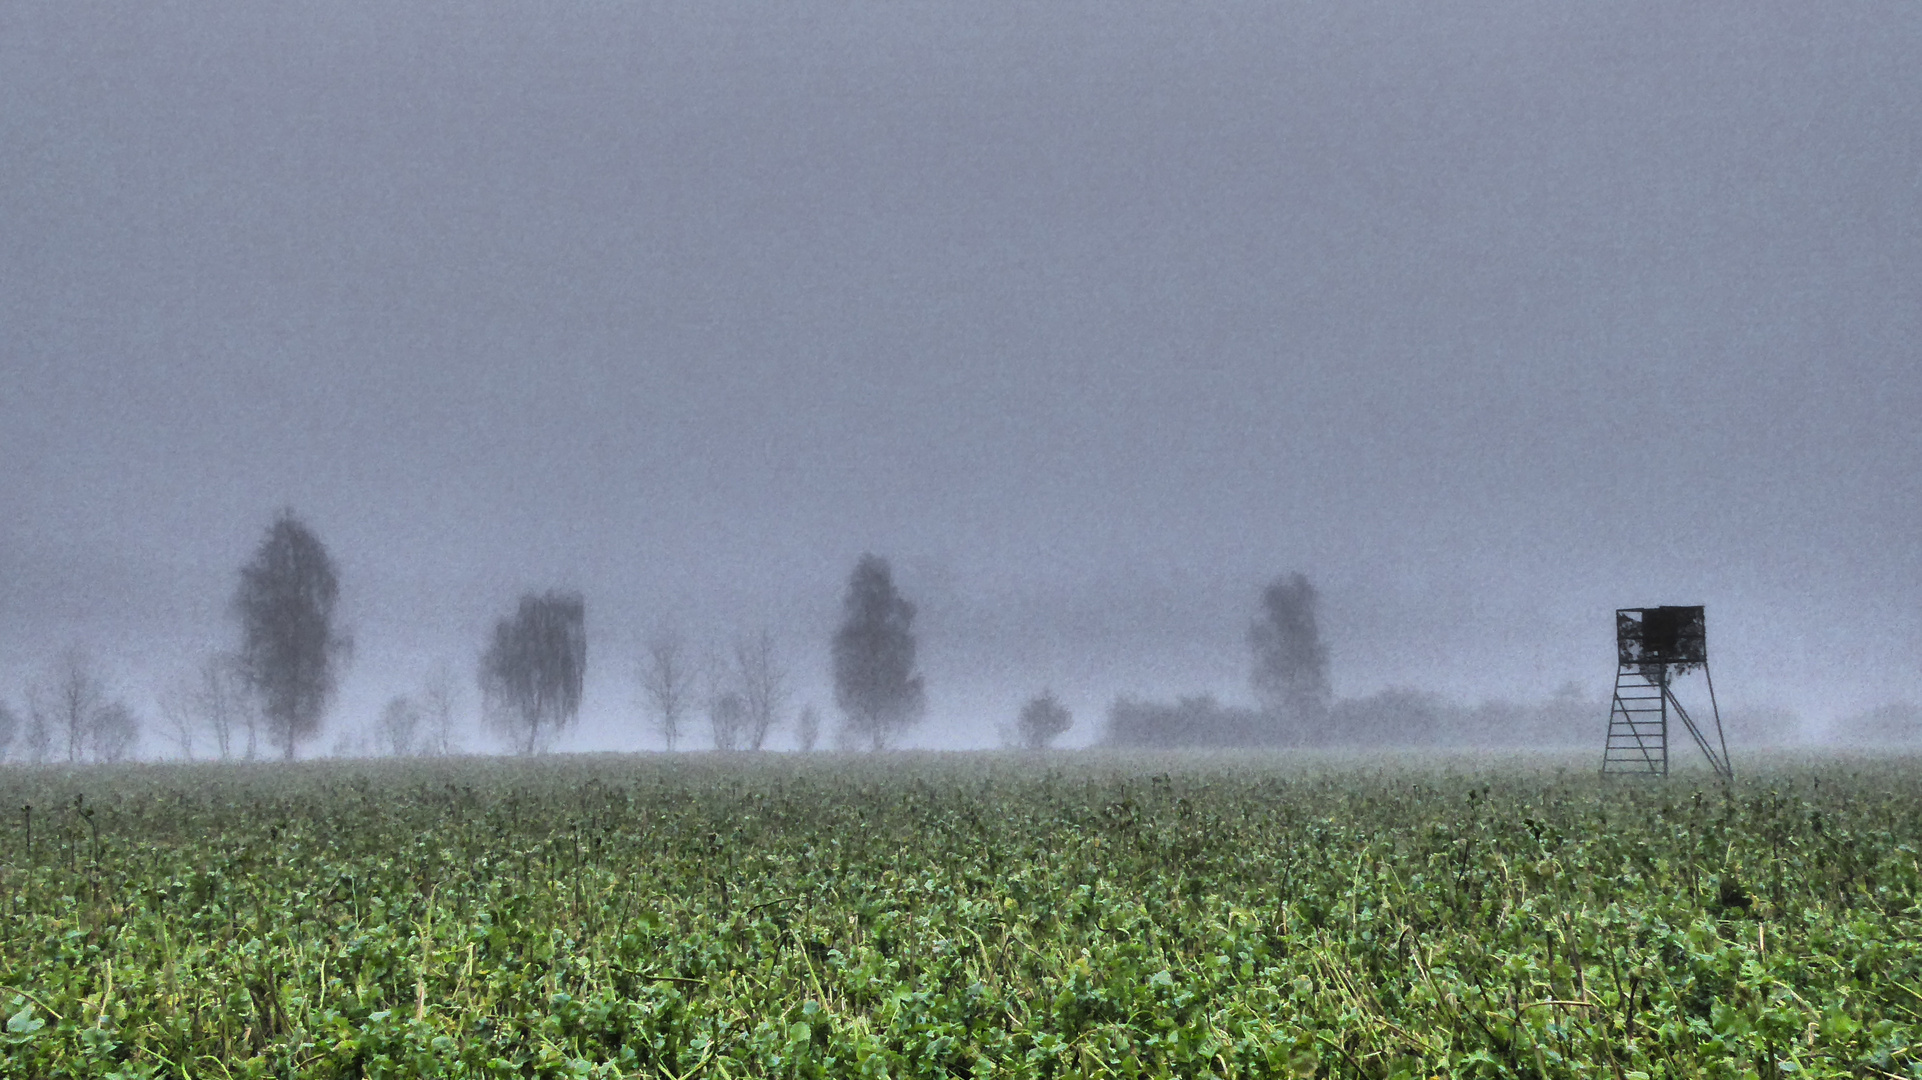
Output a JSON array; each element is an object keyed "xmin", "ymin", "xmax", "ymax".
[{"xmin": 6, "ymin": 1004, "xmax": 44, "ymax": 1036}]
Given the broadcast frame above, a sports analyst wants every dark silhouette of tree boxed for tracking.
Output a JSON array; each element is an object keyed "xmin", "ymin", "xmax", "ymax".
[
  {"xmin": 1248, "ymin": 572, "xmax": 1331, "ymax": 731},
  {"xmin": 1012, "ymin": 690, "xmax": 1073, "ymax": 750},
  {"xmin": 234, "ymin": 511, "xmax": 347, "ymax": 760},
  {"xmin": 832, "ymin": 554, "xmax": 925, "ymax": 750},
  {"xmin": 480, "ymin": 591, "xmax": 586, "ymax": 754},
  {"xmin": 638, "ymin": 631, "xmax": 696, "ymax": 751}
]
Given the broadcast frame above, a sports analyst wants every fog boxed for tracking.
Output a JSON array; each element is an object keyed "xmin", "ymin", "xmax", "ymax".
[{"xmin": 3, "ymin": 2, "xmax": 1918, "ymax": 755}]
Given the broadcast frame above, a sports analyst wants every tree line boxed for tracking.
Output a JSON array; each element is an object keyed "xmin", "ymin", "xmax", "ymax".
[
  {"xmin": 1101, "ymin": 573, "xmax": 1629, "ymax": 749},
  {"xmin": 0, "ymin": 512, "xmax": 943, "ymax": 762},
  {"xmin": 1101, "ymin": 572, "xmax": 1334, "ymax": 748},
  {"xmin": 6, "ymin": 507, "xmax": 1627, "ymax": 761}
]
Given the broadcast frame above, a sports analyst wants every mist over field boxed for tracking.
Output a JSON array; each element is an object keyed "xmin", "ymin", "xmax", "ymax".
[{"xmin": 3, "ymin": 2, "xmax": 1918, "ymax": 760}]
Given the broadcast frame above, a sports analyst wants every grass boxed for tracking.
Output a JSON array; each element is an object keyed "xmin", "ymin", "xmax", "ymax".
[{"xmin": 1, "ymin": 750, "xmax": 1918, "ymax": 1078}]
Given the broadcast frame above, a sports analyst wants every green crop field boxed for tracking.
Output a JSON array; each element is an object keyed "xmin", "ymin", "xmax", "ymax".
[{"xmin": 0, "ymin": 752, "xmax": 1918, "ymax": 1079}]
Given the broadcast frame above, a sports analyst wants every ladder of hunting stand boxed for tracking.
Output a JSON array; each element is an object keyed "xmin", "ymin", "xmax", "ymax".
[
  {"xmin": 1603, "ymin": 668, "xmax": 1669, "ymax": 775},
  {"xmin": 1602, "ymin": 665, "xmax": 1732, "ymax": 780}
]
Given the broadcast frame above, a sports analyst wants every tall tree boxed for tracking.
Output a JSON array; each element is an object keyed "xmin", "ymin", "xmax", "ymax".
[
  {"xmin": 832, "ymin": 554, "xmax": 926, "ymax": 751},
  {"xmin": 1248, "ymin": 572, "xmax": 1332, "ymax": 729},
  {"xmin": 638, "ymin": 631, "xmax": 696, "ymax": 751},
  {"xmin": 480, "ymin": 591, "xmax": 586, "ymax": 754},
  {"xmin": 234, "ymin": 510, "xmax": 347, "ymax": 760}
]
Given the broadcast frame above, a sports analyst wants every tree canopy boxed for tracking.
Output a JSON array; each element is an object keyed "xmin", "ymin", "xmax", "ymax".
[
  {"xmin": 832, "ymin": 554, "xmax": 925, "ymax": 750},
  {"xmin": 1248, "ymin": 572, "xmax": 1331, "ymax": 732},
  {"xmin": 234, "ymin": 511, "xmax": 346, "ymax": 760},
  {"xmin": 1013, "ymin": 690, "xmax": 1072, "ymax": 750},
  {"xmin": 480, "ymin": 591, "xmax": 586, "ymax": 754}
]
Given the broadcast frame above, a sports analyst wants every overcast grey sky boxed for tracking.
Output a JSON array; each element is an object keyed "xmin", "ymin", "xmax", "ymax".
[{"xmin": 3, "ymin": 2, "xmax": 1918, "ymax": 750}]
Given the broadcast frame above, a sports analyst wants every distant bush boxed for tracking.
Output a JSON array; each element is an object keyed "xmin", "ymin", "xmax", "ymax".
[
  {"xmin": 1006, "ymin": 691, "xmax": 1073, "ymax": 750},
  {"xmin": 1102, "ymin": 695, "xmax": 1287, "ymax": 748},
  {"xmin": 1104, "ymin": 685, "xmax": 1612, "ymax": 749},
  {"xmin": 1832, "ymin": 702, "xmax": 1922, "ymax": 745}
]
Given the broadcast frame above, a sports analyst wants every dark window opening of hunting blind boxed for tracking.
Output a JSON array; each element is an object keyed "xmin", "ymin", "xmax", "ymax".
[{"xmin": 1616, "ymin": 606, "xmax": 1707, "ymax": 674}]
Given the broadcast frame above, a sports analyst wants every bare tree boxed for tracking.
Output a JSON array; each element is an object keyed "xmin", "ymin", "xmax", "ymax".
[
  {"xmin": 28, "ymin": 648, "xmax": 139, "ymax": 764},
  {"xmin": 1010, "ymin": 690, "xmax": 1073, "ymax": 750},
  {"xmin": 158, "ymin": 654, "xmax": 251, "ymax": 761},
  {"xmin": 376, "ymin": 695, "xmax": 422, "ymax": 757},
  {"xmin": 733, "ymin": 629, "xmax": 788, "ymax": 751},
  {"xmin": 418, "ymin": 662, "xmax": 460, "ymax": 756},
  {"xmin": 795, "ymin": 704, "xmax": 821, "ymax": 752},
  {"xmin": 1249, "ymin": 572, "xmax": 1332, "ymax": 730},
  {"xmin": 638, "ymin": 631, "xmax": 697, "ymax": 751},
  {"xmin": 480, "ymin": 591, "xmax": 587, "ymax": 755},
  {"xmin": 157, "ymin": 683, "xmax": 199, "ymax": 761},
  {"xmin": 201, "ymin": 654, "xmax": 249, "ymax": 760},
  {"xmin": 235, "ymin": 510, "xmax": 349, "ymax": 760},
  {"xmin": 832, "ymin": 554, "xmax": 926, "ymax": 751},
  {"xmin": 32, "ymin": 647, "xmax": 110, "ymax": 764}
]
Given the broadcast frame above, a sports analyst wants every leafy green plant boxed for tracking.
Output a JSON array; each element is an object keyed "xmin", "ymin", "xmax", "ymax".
[{"xmin": 0, "ymin": 752, "xmax": 1917, "ymax": 1077}]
